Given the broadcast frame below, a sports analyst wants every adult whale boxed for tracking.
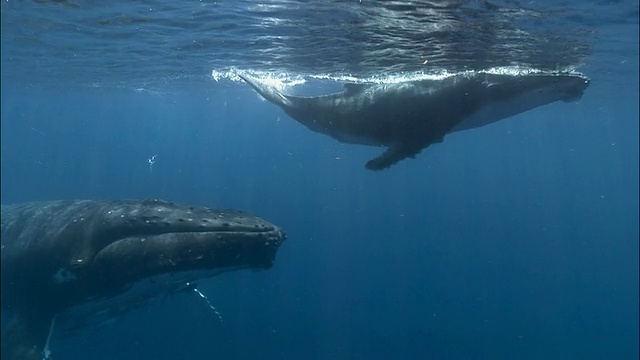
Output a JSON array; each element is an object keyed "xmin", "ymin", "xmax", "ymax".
[
  {"xmin": 1, "ymin": 199, "xmax": 286, "ymax": 360},
  {"xmin": 238, "ymin": 69, "xmax": 590, "ymax": 170}
]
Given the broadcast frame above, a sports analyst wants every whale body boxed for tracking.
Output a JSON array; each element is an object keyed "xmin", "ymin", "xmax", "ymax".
[
  {"xmin": 1, "ymin": 199, "xmax": 286, "ymax": 360},
  {"xmin": 239, "ymin": 70, "xmax": 590, "ymax": 170}
]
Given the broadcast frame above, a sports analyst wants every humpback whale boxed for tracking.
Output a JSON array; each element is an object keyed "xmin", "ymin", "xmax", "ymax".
[
  {"xmin": 1, "ymin": 199, "xmax": 286, "ymax": 360},
  {"xmin": 238, "ymin": 70, "xmax": 590, "ymax": 170}
]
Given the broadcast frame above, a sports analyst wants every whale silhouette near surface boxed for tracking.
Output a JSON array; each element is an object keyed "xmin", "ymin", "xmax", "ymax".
[{"xmin": 238, "ymin": 70, "xmax": 590, "ymax": 170}]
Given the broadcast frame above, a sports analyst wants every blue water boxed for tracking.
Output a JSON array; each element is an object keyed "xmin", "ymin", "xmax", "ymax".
[{"xmin": 1, "ymin": 1, "xmax": 638, "ymax": 359}]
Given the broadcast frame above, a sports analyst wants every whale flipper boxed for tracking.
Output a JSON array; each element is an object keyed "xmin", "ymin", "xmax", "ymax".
[
  {"xmin": 2, "ymin": 308, "xmax": 55, "ymax": 360},
  {"xmin": 366, "ymin": 144, "xmax": 425, "ymax": 171}
]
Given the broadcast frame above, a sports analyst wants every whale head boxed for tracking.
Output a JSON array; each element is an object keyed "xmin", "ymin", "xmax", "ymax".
[
  {"xmin": 2, "ymin": 199, "xmax": 286, "ymax": 309},
  {"xmin": 487, "ymin": 71, "xmax": 590, "ymax": 103},
  {"xmin": 451, "ymin": 71, "xmax": 590, "ymax": 133}
]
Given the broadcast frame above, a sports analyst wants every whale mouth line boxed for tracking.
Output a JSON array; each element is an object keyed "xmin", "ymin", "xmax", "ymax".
[
  {"xmin": 102, "ymin": 228, "xmax": 280, "ymax": 247},
  {"xmin": 99, "ymin": 219, "xmax": 280, "ymax": 245},
  {"xmin": 94, "ymin": 228, "xmax": 285, "ymax": 261}
]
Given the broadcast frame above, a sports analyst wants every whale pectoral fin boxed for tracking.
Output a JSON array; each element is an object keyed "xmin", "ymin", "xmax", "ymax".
[
  {"xmin": 1, "ymin": 309, "xmax": 54, "ymax": 360},
  {"xmin": 365, "ymin": 145, "xmax": 425, "ymax": 171}
]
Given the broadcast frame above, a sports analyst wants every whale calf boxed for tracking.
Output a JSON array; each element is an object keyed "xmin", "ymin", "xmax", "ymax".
[
  {"xmin": 1, "ymin": 199, "xmax": 286, "ymax": 360},
  {"xmin": 239, "ymin": 70, "xmax": 590, "ymax": 170}
]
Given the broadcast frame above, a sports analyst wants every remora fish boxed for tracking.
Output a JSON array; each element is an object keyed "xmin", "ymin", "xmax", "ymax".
[
  {"xmin": 238, "ymin": 70, "xmax": 590, "ymax": 170},
  {"xmin": 1, "ymin": 199, "xmax": 286, "ymax": 360}
]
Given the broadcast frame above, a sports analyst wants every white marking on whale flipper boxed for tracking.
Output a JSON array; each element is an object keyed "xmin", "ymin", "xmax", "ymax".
[
  {"xmin": 188, "ymin": 283, "xmax": 224, "ymax": 323},
  {"xmin": 42, "ymin": 316, "xmax": 56, "ymax": 360}
]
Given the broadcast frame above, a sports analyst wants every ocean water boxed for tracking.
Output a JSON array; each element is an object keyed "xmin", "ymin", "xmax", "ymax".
[{"xmin": 1, "ymin": 1, "xmax": 638, "ymax": 359}]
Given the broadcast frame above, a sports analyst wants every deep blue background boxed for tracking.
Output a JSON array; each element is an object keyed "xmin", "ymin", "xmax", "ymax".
[
  {"xmin": 2, "ymin": 60, "xmax": 638, "ymax": 359},
  {"xmin": 1, "ymin": 3, "xmax": 639, "ymax": 355}
]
